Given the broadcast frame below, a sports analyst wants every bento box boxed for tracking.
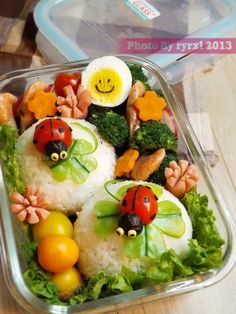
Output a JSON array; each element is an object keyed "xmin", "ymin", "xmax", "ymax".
[{"xmin": 0, "ymin": 55, "xmax": 236, "ymax": 314}]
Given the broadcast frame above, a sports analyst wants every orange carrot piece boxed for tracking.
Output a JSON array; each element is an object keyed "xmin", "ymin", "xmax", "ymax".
[
  {"xmin": 115, "ymin": 149, "xmax": 139, "ymax": 177},
  {"xmin": 27, "ymin": 90, "xmax": 57, "ymax": 119},
  {"xmin": 134, "ymin": 90, "xmax": 166, "ymax": 121}
]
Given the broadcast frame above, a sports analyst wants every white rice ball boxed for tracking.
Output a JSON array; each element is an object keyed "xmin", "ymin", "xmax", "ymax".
[
  {"xmin": 74, "ymin": 181, "xmax": 192, "ymax": 277},
  {"xmin": 16, "ymin": 118, "xmax": 116, "ymax": 212}
]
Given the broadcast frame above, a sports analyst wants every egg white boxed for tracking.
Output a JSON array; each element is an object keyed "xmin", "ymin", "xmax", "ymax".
[{"xmin": 82, "ymin": 56, "xmax": 132, "ymax": 107}]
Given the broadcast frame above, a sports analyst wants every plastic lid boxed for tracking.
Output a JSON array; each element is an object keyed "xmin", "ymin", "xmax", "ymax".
[{"xmin": 34, "ymin": 0, "xmax": 236, "ymax": 66}]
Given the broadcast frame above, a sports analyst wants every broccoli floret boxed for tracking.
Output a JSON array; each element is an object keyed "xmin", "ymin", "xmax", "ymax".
[
  {"xmin": 130, "ymin": 120, "xmax": 177, "ymax": 153},
  {"xmin": 128, "ymin": 64, "xmax": 150, "ymax": 90},
  {"xmin": 87, "ymin": 106, "xmax": 129, "ymax": 148},
  {"xmin": 148, "ymin": 152, "xmax": 179, "ymax": 185}
]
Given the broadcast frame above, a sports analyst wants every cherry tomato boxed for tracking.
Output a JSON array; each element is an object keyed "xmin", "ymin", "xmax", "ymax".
[
  {"xmin": 54, "ymin": 73, "xmax": 81, "ymax": 96},
  {"xmin": 51, "ymin": 267, "xmax": 82, "ymax": 299},
  {"xmin": 33, "ymin": 118, "xmax": 72, "ymax": 153},
  {"xmin": 38, "ymin": 235, "xmax": 79, "ymax": 273},
  {"xmin": 45, "ymin": 84, "xmax": 55, "ymax": 93},
  {"xmin": 33, "ymin": 118, "xmax": 72, "ymax": 161},
  {"xmin": 13, "ymin": 95, "xmax": 23, "ymax": 117},
  {"xmin": 33, "ymin": 211, "xmax": 73, "ymax": 242},
  {"xmin": 120, "ymin": 185, "xmax": 158, "ymax": 225}
]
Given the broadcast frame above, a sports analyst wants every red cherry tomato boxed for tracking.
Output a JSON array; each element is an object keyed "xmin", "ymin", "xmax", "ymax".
[
  {"xmin": 120, "ymin": 185, "xmax": 158, "ymax": 225},
  {"xmin": 13, "ymin": 95, "xmax": 23, "ymax": 117},
  {"xmin": 46, "ymin": 84, "xmax": 55, "ymax": 93},
  {"xmin": 54, "ymin": 73, "xmax": 81, "ymax": 96},
  {"xmin": 33, "ymin": 118, "xmax": 72, "ymax": 154}
]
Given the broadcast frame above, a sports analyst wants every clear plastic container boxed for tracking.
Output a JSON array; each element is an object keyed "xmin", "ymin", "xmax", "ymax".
[
  {"xmin": 0, "ymin": 55, "xmax": 236, "ymax": 313},
  {"xmin": 34, "ymin": 0, "xmax": 236, "ymax": 79}
]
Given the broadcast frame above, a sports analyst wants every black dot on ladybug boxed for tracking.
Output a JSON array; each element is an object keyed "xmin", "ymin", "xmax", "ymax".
[
  {"xmin": 33, "ymin": 139, "xmax": 37, "ymax": 144},
  {"xmin": 122, "ymin": 199, "xmax": 127, "ymax": 206},
  {"xmin": 69, "ymin": 127, "xmax": 72, "ymax": 132},
  {"xmin": 40, "ymin": 125, "xmax": 45, "ymax": 130},
  {"xmin": 58, "ymin": 127, "xmax": 64, "ymax": 133},
  {"xmin": 154, "ymin": 195, "xmax": 158, "ymax": 200},
  {"xmin": 150, "ymin": 214, "xmax": 156, "ymax": 220},
  {"xmin": 143, "ymin": 197, "xmax": 150, "ymax": 203},
  {"xmin": 146, "ymin": 186, "xmax": 152, "ymax": 190}
]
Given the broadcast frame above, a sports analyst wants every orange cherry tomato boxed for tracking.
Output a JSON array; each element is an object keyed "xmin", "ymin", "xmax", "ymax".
[
  {"xmin": 38, "ymin": 235, "xmax": 79, "ymax": 273},
  {"xmin": 51, "ymin": 267, "xmax": 82, "ymax": 299}
]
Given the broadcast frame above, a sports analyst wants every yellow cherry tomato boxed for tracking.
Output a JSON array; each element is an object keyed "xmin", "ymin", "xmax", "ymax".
[
  {"xmin": 51, "ymin": 267, "xmax": 82, "ymax": 299},
  {"xmin": 38, "ymin": 235, "xmax": 79, "ymax": 273},
  {"xmin": 33, "ymin": 211, "xmax": 73, "ymax": 241}
]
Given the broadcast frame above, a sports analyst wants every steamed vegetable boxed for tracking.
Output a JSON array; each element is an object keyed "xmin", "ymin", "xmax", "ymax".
[
  {"xmin": 87, "ymin": 106, "xmax": 129, "ymax": 148},
  {"xmin": 130, "ymin": 120, "xmax": 177, "ymax": 153},
  {"xmin": 128, "ymin": 64, "xmax": 150, "ymax": 90},
  {"xmin": 28, "ymin": 90, "xmax": 57, "ymax": 119},
  {"xmin": 115, "ymin": 149, "xmax": 139, "ymax": 177}
]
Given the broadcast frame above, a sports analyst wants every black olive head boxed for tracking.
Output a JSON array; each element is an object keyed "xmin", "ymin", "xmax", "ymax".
[
  {"xmin": 116, "ymin": 213, "xmax": 143, "ymax": 238},
  {"xmin": 45, "ymin": 140, "xmax": 68, "ymax": 161}
]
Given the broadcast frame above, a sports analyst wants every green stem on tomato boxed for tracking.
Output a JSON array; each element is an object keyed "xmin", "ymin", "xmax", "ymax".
[
  {"xmin": 104, "ymin": 179, "xmax": 123, "ymax": 203},
  {"xmin": 144, "ymin": 226, "xmax": 148, "ymax": 257}
]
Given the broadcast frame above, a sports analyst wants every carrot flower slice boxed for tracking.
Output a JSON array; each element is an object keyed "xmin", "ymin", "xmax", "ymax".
[
  {"xmin": 27, "ymin": 90, "xmax": 57, "ymax": 119},
  {"xmin": 134, "ymin": 91, "xmax": 166, "ymax": 121},
  {"xmin": 115, "ymin": 149, "xmax": 139, "ymax": 177}
]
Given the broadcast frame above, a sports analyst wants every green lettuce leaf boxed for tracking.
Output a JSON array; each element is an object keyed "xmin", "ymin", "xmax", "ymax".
[
  {"xmin": 145, "ymin": 249, "xmax": 192, "ymax": 283},
  {"xmin": 183, "ymin": 239, "xmax": 223, "ymax": 272},
  {"xmin": 23, "ymin": 261, "xmax": 60, "ymax": 301},
  {"xmin": 182, "ymin": 190, "xmax": 224, "ymax": 248},
  {"xmin": 0, "ymin": 125, "xmax": 24, "ymax": 193}
]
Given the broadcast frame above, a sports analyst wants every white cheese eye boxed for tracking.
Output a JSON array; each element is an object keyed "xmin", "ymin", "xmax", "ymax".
[
  {"xmin": 82, "ymin": 56, "xmax": 132, "ymax": 107},
  {"xmin": 128, "ymin": 230, "xmax": 137, "ymax": 238},
  {"xmin": 51, "ymin": 153, "xmax": 59, "ymax": 161},
  {"xmin": 116, "ymin": 227, "xmax": 124, "ymax": 237},
  {"xmin": 60, "ymin": 151, "xmax": 67, "ymax": 160}
]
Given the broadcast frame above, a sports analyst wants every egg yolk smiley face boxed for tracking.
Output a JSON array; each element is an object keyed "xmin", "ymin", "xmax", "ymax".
[{"xmin": 88, "ymin": 68, "xmax": 123, "ymax": 104}]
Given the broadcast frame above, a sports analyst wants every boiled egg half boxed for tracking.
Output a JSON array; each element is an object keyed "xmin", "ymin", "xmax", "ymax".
[{"xmin": 81, "ymin": 56, "xmax": 132, "ymax": 107}]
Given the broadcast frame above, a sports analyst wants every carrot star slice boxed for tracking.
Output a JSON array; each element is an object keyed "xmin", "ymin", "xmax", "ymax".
[
  {"xmin": 27, "ymin": 89, "xmax": 57, "ymax": 119},
  {"xmin": 134, "ymin": 90, "xmax": 166, "ymax": 121}
]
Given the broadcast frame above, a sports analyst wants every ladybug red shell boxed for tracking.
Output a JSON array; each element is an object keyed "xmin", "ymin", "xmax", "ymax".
[
  {"xmin": 120, "ymin": 185, "xmax": 158, "ymax": 224},
  {"xmin": 116, "ymin": 185, "xmax": 158, "ymax": 238},
  {"xmin": 33, "ymin": 118, "xmax": 72, "ymax": 161}
]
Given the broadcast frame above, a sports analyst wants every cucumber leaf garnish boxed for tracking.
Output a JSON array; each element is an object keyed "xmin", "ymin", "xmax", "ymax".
[
  {"xmin": 93, "ymin": 182, "xmax": 185, "ymax": 258},
  {"xmin": 49, "ymin": 134, "xmax": 98, "ymax": 184}
]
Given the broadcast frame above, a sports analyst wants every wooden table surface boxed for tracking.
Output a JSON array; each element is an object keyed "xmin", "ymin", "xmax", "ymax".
[{"xmin": 1, "ymin": 54, "xmax": 236, "ymax": 313}]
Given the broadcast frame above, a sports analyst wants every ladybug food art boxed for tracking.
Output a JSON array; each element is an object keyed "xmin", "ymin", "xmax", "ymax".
[
  {"xmin": 33, "ymin": 118, "xmax": 72, "ymax": 161},
  {"xmin": 116, "ymin": 185, "xmax": 158, "ymax": 238}
]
